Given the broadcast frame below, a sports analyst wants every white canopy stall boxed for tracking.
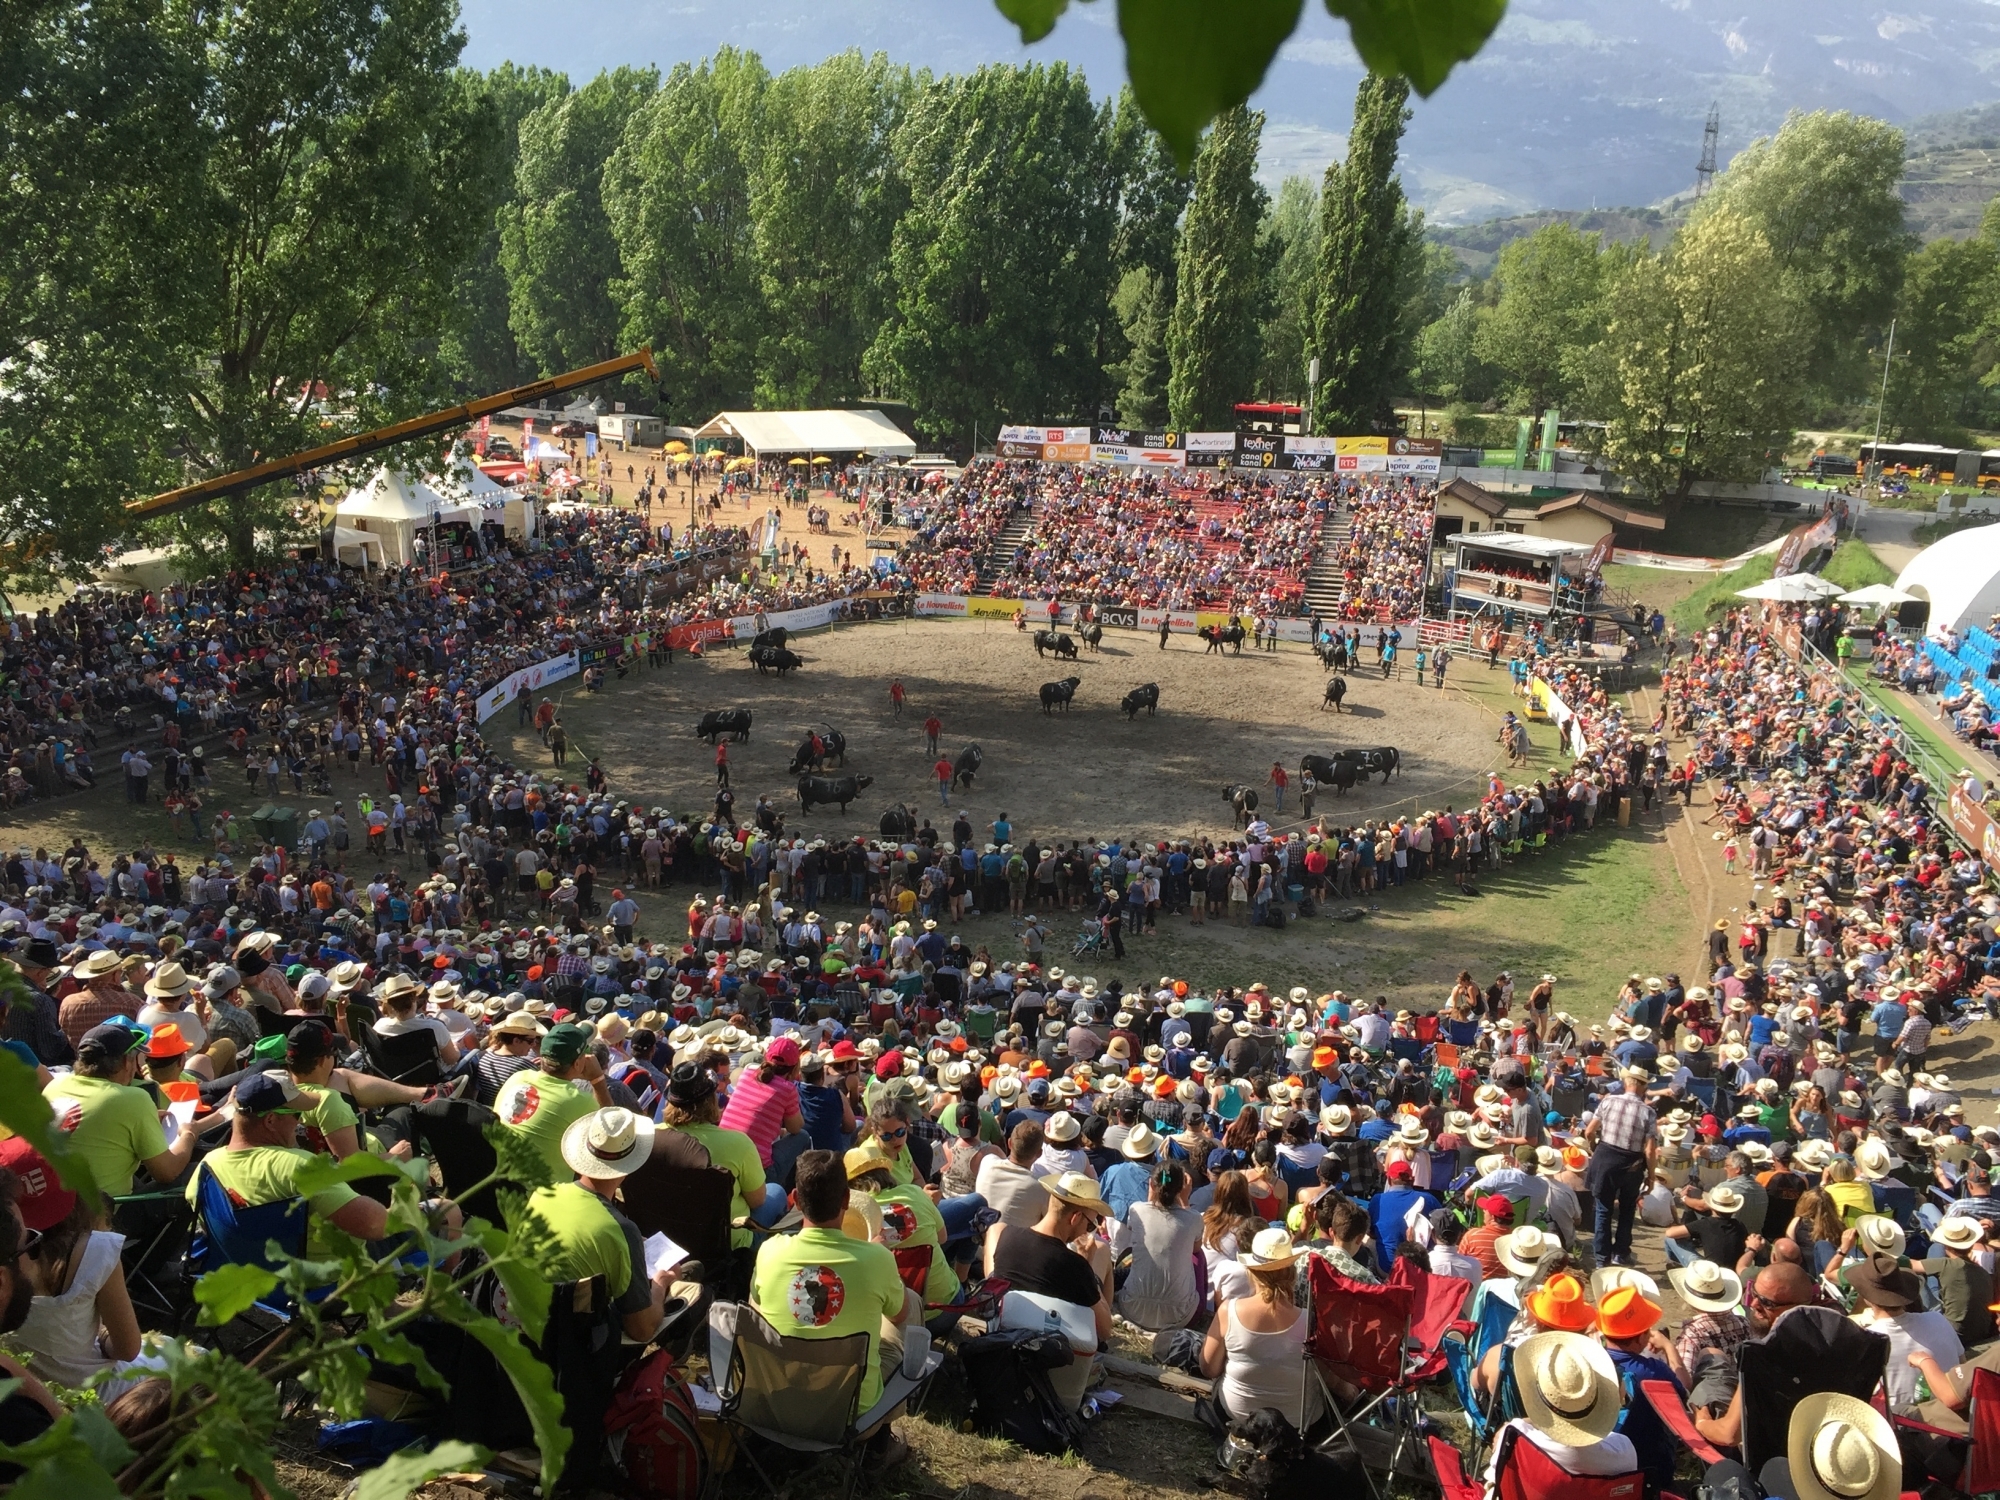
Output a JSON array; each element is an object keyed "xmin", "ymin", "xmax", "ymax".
[
  {"xmin": 334, "ymin": 468, "xmax": 448, "ymax": 567},
  {"xmin": 436, "ymin": 457, "xmax": 536, "ymax": 541}
]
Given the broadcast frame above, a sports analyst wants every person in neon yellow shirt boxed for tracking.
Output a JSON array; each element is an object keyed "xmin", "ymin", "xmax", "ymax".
[
  {"xmin": 493, "ymin": 1023, "xmax": 611, "ymax": 1183},
  {"xmin": 751, "ymin": 1149, "xmax": 915, "ymax": 1463},
  {"xmin": 44, "ymin": 1023, "xmax": 229, "ymax": 1197},
  {"xmin": 659, "ymin": 1061, "xmax": 774, "ymax": 1248},
  {"xmin": 846, "ymin": 1144, "xmax": 959, "ymax": 1306}
]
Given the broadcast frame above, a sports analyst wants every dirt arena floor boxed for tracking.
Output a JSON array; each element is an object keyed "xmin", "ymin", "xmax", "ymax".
[{"xmin": 500, "ymin": 618, "xmax": 1503, "ymax": 842}]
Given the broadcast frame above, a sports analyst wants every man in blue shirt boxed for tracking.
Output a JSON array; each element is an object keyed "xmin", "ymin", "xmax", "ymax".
[
  {"xmin": 1370, "ymin": 1159, "xmax": 1437, "ymax": 1260},
  {"xmin": 1358, "ymin": 1101, "xmax": 1397, "ymax": 1145},
  {"xmin": 1870, "ymin": 992, "xmax": 1909, "ymax": 1061},
  {"xmin": 1612, "ymin": 1027, "xmax": 1659, "ymax": 1072},
  {"xmin": 1098, "ymin": 1124, "xmax": 1159, "ymax": 1222}
]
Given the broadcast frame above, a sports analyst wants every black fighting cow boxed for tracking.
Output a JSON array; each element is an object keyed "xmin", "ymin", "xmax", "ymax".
[
  {"xmin": 1120, "ymin": 683, "xmax": 1160, "ymax": 720},
  {"xmin": 1200, "ymin": 624, "xmax": 1246, "ymax": 655},
  {"xmin": 750, "ymin": 645, "xmax": 803, "ymax": 676},
  {"xmin": 696, "ymin": 709, "xmax": 752, "ymax": 744},
  {"xmin": 952, "ymin": 744, "xmax": 983, "ymax": 791},
  {"xmin": 879, "ymin": 803, "xmax": 917, "ymax": 840},
  {"xmin": 797, "ymin": 773, "xmax": 873, "ymax": 813},
  {"xmin": 1033, "ymin": 629, "xmax": 1079, "ymax": 660},
  {"xmin": 1322, "ymin": 677, "xmax": 1347, "ymax": 712},
  {"xmin": 1223, "ymin": 783, "xmax": 1260, "ymax": 828},
  {"xmin": 786, "ymin": 725, "xmax": 848, "ymax": 775},
  {"xmin": 749, "ymin": 626, "xmax": 790, "ymax": 650},
  {"xmin": 1040, "ymin": 677, "xmax": 1081, "ymax": 715},
  {"xmin": 1079, "ymin": 620, "xmax": 1104, "ymax": 652},
  {"xmin": 1301, "ymin": 754, "xmax": 1359, "ymax": 795},
  {"xmin": 1334, "ymin": 746, "xmax": 1401, "ymax": 783}
]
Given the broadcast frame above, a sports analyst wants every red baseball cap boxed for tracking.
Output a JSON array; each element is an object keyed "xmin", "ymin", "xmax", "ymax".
[
  {"xmin": 1386, "ymin": 1160, "xmax": 1414, "ymax": 1182},
  {"xmin": 829, "ymin": 1040, "xmax": 860, "ymax": 1062},
  {"xmin": 874, "ymin": 1051, "xmax": 902, "ymax": 1081},
  {"xmin": 0, "ymin": 1137, "xmax": 76, "ymax": 1231},
  {"xmin": 1477, "ymin": 1193, "xmax": 1513, "ymax": 1218}
]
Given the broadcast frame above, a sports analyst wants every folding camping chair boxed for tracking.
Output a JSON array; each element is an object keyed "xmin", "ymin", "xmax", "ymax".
[
  {"xmin": 708, "ymin": 1300, "xmax": 943, "ymax": 1500},
  {"xmin": 1430, "ymin": 1429, "xmax": 1647, "ymax": 1500},
  {"xmin": 1305, "ymin": 1258, "xmax": 1449, "ymax": 1496},
  {"xmin": 1640, "ymin": 1378, "xmax": 1725, "ymax": 1467},
  {"xmin": 1737, "ymin": 1305, "xmax": 1891, "ymax": 1476},
  {"xmin": 355, "ymin": 1025, "xmax": 442, "ymax": 1087},
  {"xmin": 114, "ymin": 1189, "xmax": 196, "ymax": 1332}
]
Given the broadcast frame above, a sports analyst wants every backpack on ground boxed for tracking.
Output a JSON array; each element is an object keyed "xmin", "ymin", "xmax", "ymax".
[
  {"xmin": 958, "ymin": 1328, "xmax": 1083, "ymax": 1455},
  {"xmin": 604, "ymin": 1347, "xmax": 711, "ymax": 1500}
]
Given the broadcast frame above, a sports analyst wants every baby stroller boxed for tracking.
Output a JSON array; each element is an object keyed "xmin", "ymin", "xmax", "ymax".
[{"xmin": 1072, "ymin": 924, "xmax": 1104, "ymax": 957}]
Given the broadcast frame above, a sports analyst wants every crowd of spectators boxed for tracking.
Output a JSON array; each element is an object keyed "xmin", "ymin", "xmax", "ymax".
[{"xmin": 1336, "ymin": 478, "xmax": 1437, "ymax": 622}]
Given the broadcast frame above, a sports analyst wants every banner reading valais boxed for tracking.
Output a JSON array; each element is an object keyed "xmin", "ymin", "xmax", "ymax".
[{"xmin": 477, "ymin": 650, "xmax": 581, "ymax": 722}]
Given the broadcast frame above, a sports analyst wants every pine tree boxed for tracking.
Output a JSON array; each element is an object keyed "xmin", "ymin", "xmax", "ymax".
[
  {"xmin": 1166, "ymin": 107, "xmax": 1270, "ymax": 430},
  {"xmin": 1311, "ymin": 75, "xmax": 1412, "ymax": 433}
]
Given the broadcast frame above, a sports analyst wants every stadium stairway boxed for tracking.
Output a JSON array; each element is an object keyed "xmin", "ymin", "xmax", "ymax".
[
  {"xmin": 975, "ymin": 507, "xmax": 1037, "ymax": 596},
  {"xmin": 1301, "ymin": 510, "xmax": 1349, "ymax": 617}
]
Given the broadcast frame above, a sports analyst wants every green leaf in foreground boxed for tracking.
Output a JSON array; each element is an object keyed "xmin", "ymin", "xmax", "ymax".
[
  {"xmin": 1324, "ymin": 0, "xmax": 1508, "ymax": 96},
  {"xmin": 0, "ymin": 1039, "xmax": 99, "ymax": 1212},
  {"xmin": 354, "ymin": 1442, "xmax": 492, "ymax": 1500},
  {"xmin": 192, "ymin": 1263, "xmax": 280, "ymax": 1326},
  {"xmin": 1117, "ymin": 0, "xmax": 1304, "ymax": 169},
  {"xmin": 995, "ymin": 0, "xmax": 1072, "ymax": 42},
  {"xmin": 433, "ymin": 1299, "xmax": 570, "ymax": 1491}
]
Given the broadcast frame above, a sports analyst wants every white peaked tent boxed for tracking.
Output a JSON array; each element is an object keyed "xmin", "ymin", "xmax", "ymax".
[
  {"xmin": 335, "ymin": 467, "xmax": 448, "ymax": 567},
  {"xmin": 436, "ymin": 456, "xmax": 536, "ymax": 539},
  {"xmin": 1895, "ymin": 521, "xmax": 2000, "ymax": 633}
]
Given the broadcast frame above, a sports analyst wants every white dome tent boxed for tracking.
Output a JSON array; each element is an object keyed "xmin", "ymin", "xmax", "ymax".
[{"xmin": 1893, "ymin": 521, "xmax": 2000, "ymax": 634}]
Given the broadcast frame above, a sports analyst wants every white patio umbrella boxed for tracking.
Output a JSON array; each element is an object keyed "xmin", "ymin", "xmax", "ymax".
[
  {"xmin": 1735, "ymin": 573, "xmax": 1843, "ymax": 602},
  {"xmin": 1835, "ymin": 582, "xmax": 1917, "ymax": 606}
]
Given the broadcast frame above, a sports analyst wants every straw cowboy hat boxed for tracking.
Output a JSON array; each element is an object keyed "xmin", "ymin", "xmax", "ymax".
[
  {"xmin": 1239, "ymin": 1226, "xmax": 1301, "ymax": 1270},
  {"xmin": 1044, "ymin": 1171, "xmax": 1110, "ymax": 1216},
  {"xmin": 1853, "ymin": 1139, "xmax": 1898, "ymax": 1182},
  {"xmin": 1515, "ymin": 1331, "xmax": 1623, "ymax": 1446},
  {"xmin": 560, "ymin": 1107, "xmax": 656, "ymax": 1181},
  {"xmin": 1668, "ymin": 1260, "xmax": 1743, "ymax": 1315},
  {"xmin": 143, "ymin": 961, "xmax": 194, "ymax": 999},
  {"xmin": 1495, "ymin": 1224, "xmax": 1561, "ymax": 1277},
  {"xmin": 1044, "ymin": 1110, "xmax": 1082, "ymax": 1143},
  {"xmin": 1935, "ymin": 1217, "xmax": 1984, "ymax": 1252},
  {"xmin": 1707, "ymin": 1184, "xmax": 1745, "ymax": 1215},
  {"xmin": 1853, "ymin": 1216, "xmax": 1907, "ymax": 1258},
  {"xmin": 1121, "ymin": 1123, "xmax": 1161, "ymax": 1160},
  {"xmin": 73, "ymin": 950, "xmax": 122, "ymax": 980},
  {"xmin": 1788, "ymin": 1393, "xmax": 1901, "ymax": 1500}
]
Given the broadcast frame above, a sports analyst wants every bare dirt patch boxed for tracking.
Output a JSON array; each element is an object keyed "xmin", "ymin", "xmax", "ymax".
[{"xmin": 505, "ymin": 618, "xmax": 1501, "ymax": 842}]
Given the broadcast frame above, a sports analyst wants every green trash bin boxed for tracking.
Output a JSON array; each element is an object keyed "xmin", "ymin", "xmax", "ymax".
[{"xmin": 248, "ymin": 802, "xmax": 299, "ymax": 847}]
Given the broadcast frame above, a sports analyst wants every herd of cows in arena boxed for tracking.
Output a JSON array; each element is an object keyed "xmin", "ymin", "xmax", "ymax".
[{"xmin": 681, "ymin": 623, "xmax": 1403, "ymax": 824}]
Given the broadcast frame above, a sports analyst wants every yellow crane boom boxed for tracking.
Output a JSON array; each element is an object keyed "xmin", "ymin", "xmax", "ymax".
[{"xmin": 125, "ymin": 347, "xmax": 662, "ymax": 520}]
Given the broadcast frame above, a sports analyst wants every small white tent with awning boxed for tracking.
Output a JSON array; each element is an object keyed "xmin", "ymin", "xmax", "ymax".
[
  {"xmin": 335, "ymin": 467, "xmax": 448, "ymax": 567},
  {"xmin": 693, "ymin": 409, "xmax": 916, "ymax": 459},
  {"xmin": 436, "ymin": 457, "xmax": 536, "ymax": 540}
]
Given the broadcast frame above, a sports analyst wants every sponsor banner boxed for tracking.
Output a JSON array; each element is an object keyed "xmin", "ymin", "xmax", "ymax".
[
  {"xmin": 1091, "ymin": 443, "xmax": 1135, "ymax": 465},
  {"xmin": 1385, "ymin": 453, "xmax": 1443, "ymax": 477},
  {"xmin": 915, "ymin": 593, "xmax": 968, "ymax": 617},
  {"xmin": 1092, "ymin": 427, "xmax": 1182, "ymax": 449},
  {"xmin": 665, "ymin": 618, "xmax": 733, "ymax": 652},
  {"xmin": 1185, "ymin": 449, "xmax": 1230, "ymax": 469},
  {"xmin": 998, "ymin": 425, "xmax": 1044, "ymax": 444},
  {"xmin": 1099, "ymin": 606, "xmax": 1140, "ymax": 629},
  {"xmin": 1289, "ymin": 436, "xmax": 1338, "ymax": 456},
  {"xmin": 1133, "ymin": 447, "xmax": 1185, "ymax": 468},
  {"xmin": 965, "ymin": 596, "xmax": 1022, "ymax": 620},
  {"xmin": 1047, "ymin": 441, "xmax": 1091, "ymax": 463},
  {"xmin": 476, "ymin": 650, "xmax": 580, "ymax": 722},
  {"xmin": 1391, "ymin": 436, "xmax": 1443, "ymax": 457},
  {"xmin": 1184, "ymin": 432, "xmax": 1237, "ymax": 453},
  {"xmin": 726, "ymin": 601, "xmax": 842, "ymax": 639},
  {"xmin": 997, "ymin": 439, "xmax": 1046, "ymax": 460},
  {"xmin": 1234, "ymin": 432, "xmax": 1283, "ymax": 471},
  {"xmin": 1949, "ymin": 784, "xmax": 2000, "ymax": 866},
  {"xmin": 1136, "ymin": 608, "xmax": 1202, "ymax": 633},
  {"xmin": 1335, "ymin": 436, "xmax": 1389, "ymax": 456}
]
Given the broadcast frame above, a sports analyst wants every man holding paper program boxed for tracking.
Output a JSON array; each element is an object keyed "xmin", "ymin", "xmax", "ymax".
[{"xmin": 524, "ymin": 1105, "xmax": 693, "ymax": 1344}]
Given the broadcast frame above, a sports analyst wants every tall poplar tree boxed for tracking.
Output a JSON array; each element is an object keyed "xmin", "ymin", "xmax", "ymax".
[
  {"xmin": 1310, "ymin": 75, "xmax": 1412, "ymax": 434},
  {"xmin": 1166, "ymin": 106, "xmax": 1270, "ymax": 431}
]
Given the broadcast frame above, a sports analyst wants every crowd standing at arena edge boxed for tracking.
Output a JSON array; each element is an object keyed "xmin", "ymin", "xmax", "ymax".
[{"xmin": 0, "ymin": 467, "xmax": 1994, "ymax": 1500}]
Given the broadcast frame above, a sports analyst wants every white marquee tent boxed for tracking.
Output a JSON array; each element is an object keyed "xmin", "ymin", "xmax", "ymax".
[
  {"xmin": 334, "ymin": 467, "xmax": 449, "ymax": 567},
  {"xmin": 693, "ymin": 408, "xmax": 916, "ymax": 459},
  {"xmin": 1894, "ymin": 521, "xmax": 2000, "ymax": 633}
]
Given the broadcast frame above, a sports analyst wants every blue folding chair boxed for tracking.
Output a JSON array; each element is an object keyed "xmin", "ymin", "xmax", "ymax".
[{"xmin": 188, "ymin": 1165, "xmax": 311, "ymax": 1319}]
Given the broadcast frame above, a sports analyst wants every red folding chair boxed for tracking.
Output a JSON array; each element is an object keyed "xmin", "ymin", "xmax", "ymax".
[
  {"xmin": 1431, "ymin": 1428, "xmax": 1649, "ymax": 1500},
  {"xmin": 1640, "ymin": 1378, "xmax": 1725, "ymax": 1467},
  {"xmin": 1306, "ymin": 1259, "xmax": 1419, "ymax": 1496},
  {"xmin": 891, "ymin": 1246, "xmax": 931, "ymax": 1300},
  {"xmin": 1966, "ymin": 1366, "xmax": 2000, "ymax": 1495},
  {"xmin": 1388, "ymin": 1256, "xmax": 1473, "ymax": 1381}
]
